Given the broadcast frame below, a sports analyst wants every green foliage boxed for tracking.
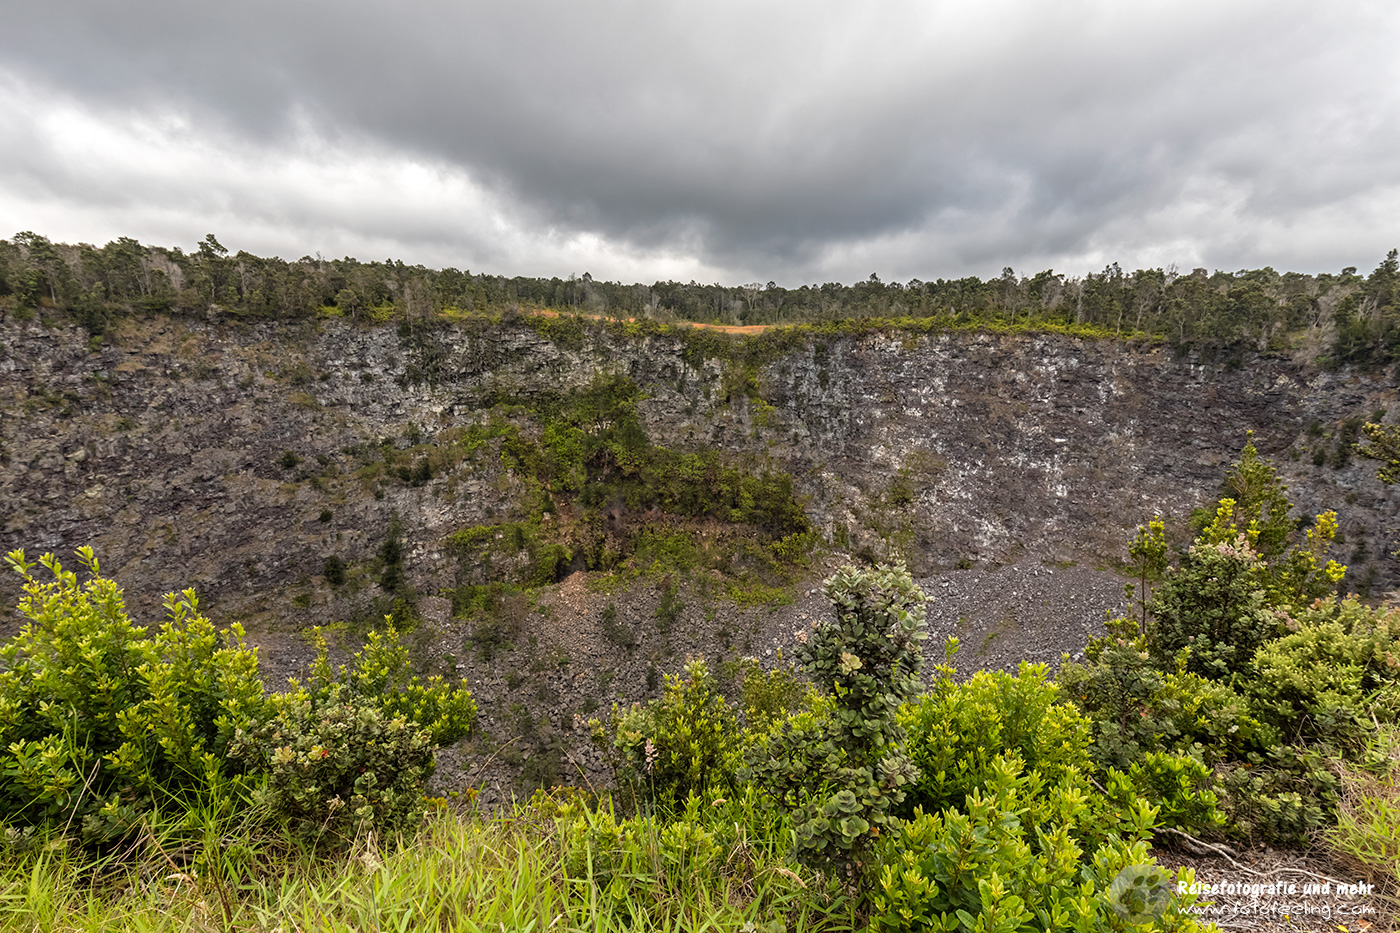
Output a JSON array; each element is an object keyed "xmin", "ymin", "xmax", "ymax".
[
  {"xmin": 599, "ymin": 602, "xmax": 637, "ymax": 648},
  {"xmin": 0, "ymin": 548, "xmax": 266, "ymax": 843},
  {"xmin": 10, "ymin": 230, "xmax": 1400, "ymax": 367},
  {"xmin": 229, "ymin": 625, "xmax": 474, "ymax": 843},
  {"xmin": 870, "ymin": 755, "xmax": 1201, "ymax": 933},
  {"xmin": 551, "ymin": 788, "xmax": 842, "ymax": 929},
  {"xmin": 590, "ymin": 660, "xmax": 740, "ymax": 814},
  {"xmin": 1246, "ymin": 604, "xmax": 1400, "ymax": 751},
  {"xmin": 899, "ymin": 660, "xmax": 1094, "ymax": 819},
  {"xmin": 1125, "ymin": 516, "xmax": 1167, "ymax": 630},
  {"xmin": 442, "ymin": 374, "xmax": 811, "ymax": 602},
  {"xmin": 1148, "ymin": 533, "xmax": 1278, "ymax": 678},
  {"xmin": 654, "ymin": 579, "xmax": 684, "ymax": 633},
  {"xmin": 743, "ymin": 563, "xmax": 927, "ymax": 880},
  {"xmin": 1361, "ymin": 421, "xmax": 1400, "ymax": 484},
  {"xmin": 1218, "ymin": 434, "xmax": 1294, "ymax": 556},
  {"xmin": 736, "ymin": 655, "xmax": 814, "ymax": 733},
  {"xmin": 322, "ymin": 555, "xmax": 346, "ymax": 586},
  {"xmin": 1114, "ymin": 751, "xmax": 1224, "ymax": 837},
  {"xmin": 378, "ymin": 514, "xmax": 406, "ymax": 594}
]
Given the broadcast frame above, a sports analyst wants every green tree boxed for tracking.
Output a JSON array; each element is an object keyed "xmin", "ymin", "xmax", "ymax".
[
  {"xmin": 1126, "ymin": 516, "xmax": 1167, "ymax": 631},
  {"xmin": 1360, "ymin": 421, "xmax": 1400, "ymax": 485},
  {"xmin": 743, "ymin": 562, "xmax": 927, "ymax": 884}
]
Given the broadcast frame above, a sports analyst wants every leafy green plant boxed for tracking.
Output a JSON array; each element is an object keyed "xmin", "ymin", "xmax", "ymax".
[
  {"xmin": 899, "ymin": 659, "xmax": 1094, "ymax": 818},
  {"xmin": 590, "ymin": 659, "xmax": 739, "ymax": 813},
  {"xmin": 742, "ymin": 562, "xmax": 927, "ymax": 882},
  {"xmin": 871, "ymin": 754, "xmax": 1201, "ymax": 933},
  {"xmin": 1148, "ymin": 530, "xmax": 1278, "ymax": 679},
  {"xmin": 654, "ymin": 579, "xmax": 684, "ymax": 633},
  {"xmin": 229, "ymin": 624, "xmax": 475, "ymax": 844},
  {"xmin": 323, "ymin": 555, "xmax": 346, "ymax": 586},
  {"xmin": 0, "ymin": 548, "xmax": 266, "ymax": 843}
]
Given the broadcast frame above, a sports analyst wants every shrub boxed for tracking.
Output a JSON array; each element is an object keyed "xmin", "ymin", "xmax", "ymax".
[
  {"xmin": 742, "ymin": 562, "xmax": 927, "ymax": 881},
  {"xmin": 899, "ymin": 659, "xmax": 1094, "ymax": 819},
  {"xmin": 1148, "ymin": 531, "xmax": 1278, "ymax": 679},
  {"xmin": 1061, "ymin": 629, "xmax": 1266, "ymax": 772},
  {"xmin": 323, "ymin": 555, "xmax": 346, "ymax": 586},
  {"xmin": 590, "ymin": 659, "xmax": 739, "ymax": 813},
  {"xmin": 1112, "ymin": 751, "xmax": 1224, "ymax": 837},
  {"xmin": 599, "ymin": 602, "xmax": 637, "ymax": 648},
  {"xmin": 736, "ymin": 654, "xmax": 814, "ymax": 733},
  {"xmin": 871, "ymin": 754, "xmax": 1202, "ymax": 933},
  {"xmin": 655, "ymin": 579, "xmax": 684, "ymax": 633},
  {"xmin": 0, "ymin": 548, "xmax": 266, "ymax": 843},
  {"xmin": 1246, "ymin": 599, "xmax": 1400, "ymax": 751},
  {"xmin": 229, "ymin": 624, "xmax": 475, "ymax": 843},
  {"xmin": 1212, "ymin": 745, "xmax": 1337, "ymax": 845}
]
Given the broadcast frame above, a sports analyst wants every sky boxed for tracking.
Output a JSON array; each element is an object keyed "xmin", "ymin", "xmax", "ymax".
[{"xmin": 2, "ymin": 0, "xmax": 1398, "ymax": 286}]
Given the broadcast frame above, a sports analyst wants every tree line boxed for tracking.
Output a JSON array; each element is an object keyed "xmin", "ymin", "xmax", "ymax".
[{"xmin": 1, "ymin": 231, "xmax": 1397, "ymax": 366}]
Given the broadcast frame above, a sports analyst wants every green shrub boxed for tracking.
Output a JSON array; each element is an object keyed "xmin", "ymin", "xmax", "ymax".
[
  {"xmin": 323, "ymin": 555, "xmax": 346, "ymax": 586},
  {"xmin": 1061, "ymin": 629, "xmax": 1266, "ymax": 772},
  {"xmin": 654, "ymin": 579, "xmax": 684, "ymax": 633},
  {"xmin": 871, "ymin": 754, "xmax": 1202, "ymax": 933},
  {"xmin": 1148, "ymin": 532, "xmax": 1278, "ymax": 679},
  {"xmin": 229, "ymin": 624, "xmax": 475, "ymax": 843},
  {"xmin": 742, "ymin": 562, "xmax": 927, "ymax": 881},
  {"xmin": 736, "ymin": 655, "xmax": 814, "ymax": 733},
  {"xmin": 1211, "ymin": 745, "xmax": 1337, "ymax": 845},
  {"xmin": 590, "ymin": 659, "xmax": 739, "ymax": 813},
  {"xmin": 1246, "ymin": 600, "xmax": 1400, "ymax": 751},
  {"xmin": 0, "ymin": 548, "xmax": 266, "ymax": 843},
  {"xmin": 899, "ymin": 659, "xmax": 1094, "ymax": 819},
  {"xmin": 1112, "ymin": 751, "xmax": 1224, "ymax": 837},
  {"xmin": 599, "ymin": 602, "xmax": 637, "ymax": 648}
]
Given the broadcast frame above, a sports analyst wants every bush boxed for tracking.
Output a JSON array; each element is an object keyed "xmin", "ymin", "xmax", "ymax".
[
  {"xmin": 871, "ymin": 754, "xmax": 1202, "ymax": 933},
  {"xmin": 590, "ymin": 659, "xmax": 739, "ymax": 813},
  {"xmin": 742, "ymin": 562, "xmax": 927, "ymax": 881},
  {"xmin": 899, "ymin": 659, "xmax": 1094, "ymax": 819},
  {"xmin": 1148, "ymin": 532, "xmax": 1278, "ymax": 679},
  {"xmin": 229, "ymin": 624, "xmax": 475, "ymax": 843},
  {"xmin": 0, "ymin": 548, "xmax": 266, "ymax": 843},
  {"xmin": 1246, "ymin": 599, "xmax": 1400, "ymax": 751},
  {"xmin": 1061, "ymin": 628, "xmax": 1266, "ymax": 772},
  {"xmin": 323, "ymin": 554, "xmax": 346, "ymax": 586},
  {"xmin": 654, "ymin": 579, "xmax": 684, "ymax": 633}
]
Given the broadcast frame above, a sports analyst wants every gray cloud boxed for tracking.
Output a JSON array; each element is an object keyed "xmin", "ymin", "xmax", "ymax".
[{"xmin": 2, "ymin": 0, "xmax": 1398, "ymax": 283}]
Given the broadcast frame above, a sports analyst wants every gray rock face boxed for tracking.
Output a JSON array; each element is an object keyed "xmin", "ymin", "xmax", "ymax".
[{"xmin": 1, "ymin": 317, "xmax": 1396, "ymax": 635}]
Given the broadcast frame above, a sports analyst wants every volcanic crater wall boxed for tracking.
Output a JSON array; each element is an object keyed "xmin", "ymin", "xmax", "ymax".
[{"xmin": 0, "ymin": 315, "xmax": 1397, "ymax": 633}]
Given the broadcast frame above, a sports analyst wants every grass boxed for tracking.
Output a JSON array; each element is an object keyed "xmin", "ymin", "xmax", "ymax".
[
  {"xmin": 0, "ymin": 801, "xmax": 853, "ymax": 932},
  {"xmin": 1327, "ymin": 725, "xmax": 1400, "ymax": 916}
]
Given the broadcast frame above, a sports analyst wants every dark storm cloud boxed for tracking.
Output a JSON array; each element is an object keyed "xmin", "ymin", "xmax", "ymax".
[{"xmin": 2, "ymin": 0, "xmax": 1397, "ymax": 282}]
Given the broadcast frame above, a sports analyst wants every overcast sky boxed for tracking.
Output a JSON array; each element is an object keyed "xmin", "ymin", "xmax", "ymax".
[{"xmin": 2, "ymin": 1, "xmax": 1398, "ymax": 286}]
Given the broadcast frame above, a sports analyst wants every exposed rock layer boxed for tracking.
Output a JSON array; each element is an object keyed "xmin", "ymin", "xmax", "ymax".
[{"xmin": 2, "ymin": 316, "xmax": 1394, "ymax": 627}]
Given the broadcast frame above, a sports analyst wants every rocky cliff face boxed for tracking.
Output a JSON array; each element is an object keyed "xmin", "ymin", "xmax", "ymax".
[{"xmin": 1, "ymin": 315, "xmax": 1396, "ymax": 629}]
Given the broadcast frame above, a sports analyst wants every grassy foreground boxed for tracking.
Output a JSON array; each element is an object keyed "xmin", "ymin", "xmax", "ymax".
[{"xmin": 0, "ymin": 799, "xmax": 849, "ymax": 933}]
